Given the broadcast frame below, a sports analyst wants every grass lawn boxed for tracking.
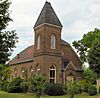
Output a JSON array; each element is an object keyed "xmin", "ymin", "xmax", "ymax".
[{"xmin": 0, "ymin": 91, "xmax": 98, "ymax": 98}]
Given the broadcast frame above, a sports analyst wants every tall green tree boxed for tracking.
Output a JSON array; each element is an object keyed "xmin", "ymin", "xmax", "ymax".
[
  {"xmin": 0, "ymin": 64, "xmax": 11, "ymax": 91},
  {"xmin": 83, "ymin": 68, "xmax": 97, "ymax": 84},
  {"xmin": 0, "ymin": 0, "xmax": 18, "ymax": 64},
  {"xmin": 73, "ymin": 28, "xmax": 100, "ymax": 76},
  {"xmin": 88, "ymin": 40, "xmax": 100, "ymax": 77}
]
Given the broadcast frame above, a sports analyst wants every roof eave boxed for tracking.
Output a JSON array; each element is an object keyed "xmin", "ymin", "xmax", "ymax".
[{"xmin": 34, "ymin": 23, "xmax": 62, "ymax": 30}]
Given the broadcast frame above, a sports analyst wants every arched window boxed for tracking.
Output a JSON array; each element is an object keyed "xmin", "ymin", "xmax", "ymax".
[
  {"xmin": 51, "ymin": 34, "xmax": 56, "ymax": 49},
  {"xmin": 30, "ymin": 66, "xmax": 34, "ymax": 76},
  {"xmin": 37, "ymin": 35, "xmax": 40, "ymax": 50},
  {"xmin": 21, "ymin": 67, "xmax": 25, "ymax": 78},
  {"xmin": 21, "ymin": 67, "xmax": 25, "ymax": 73},
  {"xmin": 50, "ymin": 65, "xmax": 56, "ymax": 83},
  {"xmin": 14, "ymin": 68, "xmax": 18, "ymax": 77},
  {"xmin": 21, "ymin": 67, "xmax": 28, "ymax": 79}
]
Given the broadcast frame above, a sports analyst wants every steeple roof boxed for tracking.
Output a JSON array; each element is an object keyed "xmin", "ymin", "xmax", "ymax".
[{"xmin": 34, "ymin": 1, "xmax": 63, "ymax": 28}]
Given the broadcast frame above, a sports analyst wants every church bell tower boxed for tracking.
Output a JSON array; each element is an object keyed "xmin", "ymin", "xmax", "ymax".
[{"xmin": 33, "ymin": 1, "xmax": 63, "ymax": 83}]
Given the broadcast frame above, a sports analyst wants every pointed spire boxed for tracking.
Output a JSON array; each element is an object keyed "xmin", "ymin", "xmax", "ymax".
[{"xmin": 34, "ymin": 1, "xmax": 63, "ymax": 28}]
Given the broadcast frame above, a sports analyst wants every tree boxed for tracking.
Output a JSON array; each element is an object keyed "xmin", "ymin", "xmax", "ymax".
[
  {"xmin": 83, "ymin": 68, "xmax": 97, "ymax": 84},
  {"xmin": 65, "ymin": 81, "xmax": 81, "ymax": 98},
  {"xmin": 29, "ymin": 75, "xmax": 46, "ymax": 98},
  {"xmin": 0, "ymin": 0, "xmax": 18, "ymax": 64},
  {"xmin": 0, "ymin": 64, "xmax": 11, "ymax": 91},
  {"xmin": 73, "ymin": 28, "xmax": 100, "ymax": 76},
  {"xmin": 88, "ymin": 41, "xmax": 100, "ymax": 77}
]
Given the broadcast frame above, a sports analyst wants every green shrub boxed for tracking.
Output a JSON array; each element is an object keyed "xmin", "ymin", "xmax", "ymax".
[
  {"xmin": 79, "ymin": 80, "xmax": 90, "ymax": 92},
  {"xmin": 99, "ymin": 86, "xmax": 100, "ymax": 93},
  {"xmin": 88, "ymin": 85, "xmax": 97, "ymax": 96},
  {"xmin": 29, "ymin": 75, "xmax": 46, "ymax": 98},
  {"xmin": 20, "ymin": 81, "xmax": 29, "ymax": 93},
  {"xmin": 7, "ymin": 86, "xmax": 23, "ymax": 93},
  {"xmin": 83, "ymin": 68, "xmax": 97, "ymax": 85},
  {"xmin": 65, "ymin": 81, "xmax": 82, "ymax": 98},
  {"xmin": 45, "ymin": 83, "xmax": 64, "ymax": 96},
  {"xmin": 7, "ymin": 77, "xmax": 23, "ymax": 93}
]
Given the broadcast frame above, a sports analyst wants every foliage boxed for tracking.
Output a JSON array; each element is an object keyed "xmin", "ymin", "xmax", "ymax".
[
  {"xmin": 7, "ymin": 77, "xmax": 23, "ymax": 93},
  {"xmin": 0, "ymin": 64, "xmax": 11, "ymax": 91},
  {"xmin": 20, "ymin": 81, "xmax": 29, "ymax": 93},
  {"xmin": 7, "ymin": 86, "xmax": 23, "ymax": 93},
  {"xmin": 79, "ymin": 80, "xmax": 90, "ymax": 92},
  {"xmin": 73, "ymin": 28, "xmax": 100, "ymax": 76},
  {"xmin": 65, "ymin": 81, "xmax": 82, "ymax": 98},
  {"xmin": 99, "ymin": 86, "xmax": 100, "ymax": 93},
  {"xmin": 45, "ymin": 83, "xmax": 64, "ymax": 96},
  {"xmin": 88, "ymin": 85, "xmax": 97, "ymax": 96},
  {"xmin": 0, "ymin": 0, "xmax": 18, "ymax": 64},
  {"xmin": 29, "ymin": 75, "xmax": 46, "ymax": 98},
  {"xmin": 0, "ymin": 0, "xmax": 11, "ymax": 30},
  {"xmin": 88, "ymin": 40, "xmax": 100, "ymax": 77},
  {"xmin": 83, "ymin": 68, "xmax": 97, "ymax": 84}
]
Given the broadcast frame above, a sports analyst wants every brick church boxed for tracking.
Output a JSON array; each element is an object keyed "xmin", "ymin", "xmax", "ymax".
[{"xmin": 9, "ymin": 2, "xmax": 83, "ymax": 84}]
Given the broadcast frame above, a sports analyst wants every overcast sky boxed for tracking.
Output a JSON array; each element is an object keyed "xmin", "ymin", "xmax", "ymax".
[{"xmin": 7, "ymin": 0, "xmax": 100, "ymax": 59}]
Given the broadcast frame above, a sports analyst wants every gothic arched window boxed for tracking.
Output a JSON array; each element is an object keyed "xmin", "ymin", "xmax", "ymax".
[
  {"xmin": 14, "ymin": 68, "xmax": 18, "ymax": 77},
  {"xmin": 30, "ymin": 66, "xmax": 34, "ymax": 76},
  {"xmin": 37, "ymin": 35, "xmax": 40, "ymax": 50},
  {"xmin": 50, "ymin": 65, "xmax": 56, "ymax": 83},
  {"xmin": 21, "ymin": 67, "xmax": 25, "ymax": 78},
  {"xmin": 51, "ymin": 34, "xmax": 56, "ymax": 49}
]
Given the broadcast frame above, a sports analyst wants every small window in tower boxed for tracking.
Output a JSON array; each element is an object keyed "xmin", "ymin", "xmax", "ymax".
[
  {"xmin": 37, "ymin": 35, "xmax": 40, "ymax": 50},
  {"xmin": 51, "ymin": 34, "xmax": 56, "ymax": 49}
]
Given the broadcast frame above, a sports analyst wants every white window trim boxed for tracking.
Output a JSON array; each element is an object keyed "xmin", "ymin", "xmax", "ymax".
[
  {"xmin": 51, "ymin": 34, "xmax": 56, "ymax": 49},
  {"xmin": 49, "ymin": 65, "xmax": 56, "ymax": 83},
  {"xmin": 37, "ymin": 35, "xmax": 40, "ymax": 50}
]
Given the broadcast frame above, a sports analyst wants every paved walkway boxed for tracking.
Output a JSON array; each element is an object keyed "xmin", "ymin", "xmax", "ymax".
[{"xmin": 97, "ymin": 95, "xmax": 100, "ymax": 98}]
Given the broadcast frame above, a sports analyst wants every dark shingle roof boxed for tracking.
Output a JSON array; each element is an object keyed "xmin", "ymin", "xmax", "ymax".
[
  {"xmin": 34, "ymin": 1, "xmax": 63, "ymax": 28},
  {"xmin": 9, "ymin": 45, "xmax": 34, "ymax": 65},
  {"xmin": 61, "ymin": 39, "xmax": 70, "ymax": 45}
]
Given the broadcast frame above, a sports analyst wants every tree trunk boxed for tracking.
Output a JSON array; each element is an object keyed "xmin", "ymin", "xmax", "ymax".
[
  {"xmin": 70, "ymin": 93, "xmax": 74, "ymax": 98},
  {"xmin": 36, "ymin": 94, "xmax": 40, "ymax": 98}
]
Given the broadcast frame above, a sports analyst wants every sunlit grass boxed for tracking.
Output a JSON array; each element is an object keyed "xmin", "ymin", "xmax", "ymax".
[{"xmin": 0, "ymin": 91, "xmax": 98, "ymax": 98}]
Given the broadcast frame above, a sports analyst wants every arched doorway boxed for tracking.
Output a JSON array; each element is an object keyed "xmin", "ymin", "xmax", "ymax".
[
  {"xmin": 65, "ymin": 71, "xmax": 75, "ymax": 83},
  {"xmin": 66, "ymin": 75, "xmax": 74, "ymax": 82}
]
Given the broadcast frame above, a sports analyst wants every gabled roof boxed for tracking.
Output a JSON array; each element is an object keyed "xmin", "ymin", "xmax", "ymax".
[
  {"xmin": 61, "ymin": 39, "xmax": 70, "ymax": 46},
  {"xmin": 9, "ymin": 45, "xmax": 34, "ymax": 65},
  {"xmin": 34, "ymin": 1, "xmax": 63, "ymax": 28},
  {"xmin": 61, "ymin": 40, "xmax": 83, "ymax": 71},
  {"xmin": 65, "ymin": 61, "xmax": 77, "ymax": 71}
]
